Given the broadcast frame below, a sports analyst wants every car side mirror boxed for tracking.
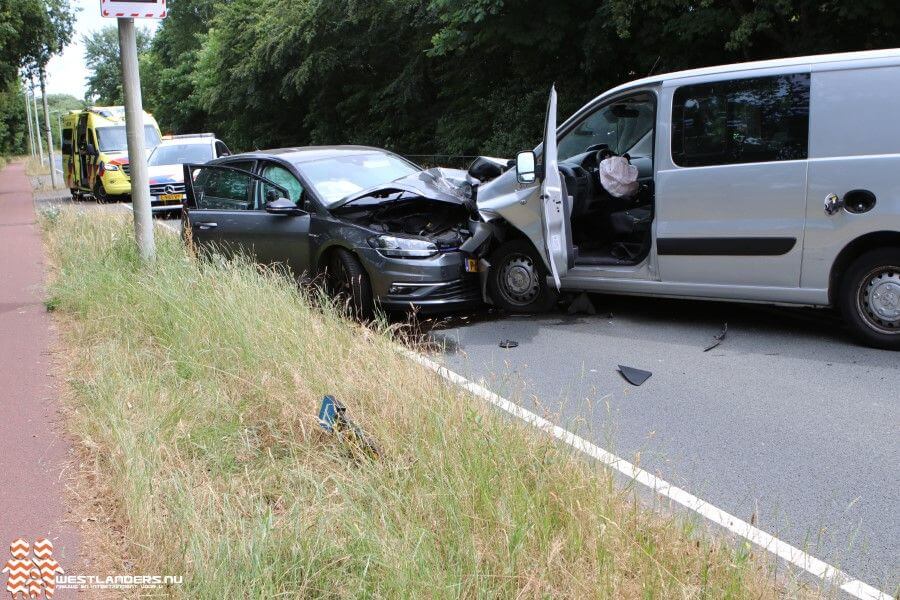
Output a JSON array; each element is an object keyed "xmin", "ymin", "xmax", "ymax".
[
  {"xmin": 265, "ymin": 197, "xmax": 304, "ymax": 216},
  {"xmin": 515, "ymin": 150, "xmax": 536, "ymax": 184},
  {"xmin": 85, "ymin": 143, "xmax": 98, "ymax": 156}
]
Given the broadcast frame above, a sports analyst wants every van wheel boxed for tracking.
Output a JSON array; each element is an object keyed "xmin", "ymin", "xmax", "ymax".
[
  {"xmin": 326, "ymin": 248, "xmax": 374, "ymax": 319},
  {"xmin": 488, "ymin": 239, "xmax": 558, "ymax": 313},
  {"xmin": 838, "ymin": 248, "xmax": 900, "ymax": 350},
  {"xmin": 93, "ymin": 179, "xmax": 110, "ymax": 204}
]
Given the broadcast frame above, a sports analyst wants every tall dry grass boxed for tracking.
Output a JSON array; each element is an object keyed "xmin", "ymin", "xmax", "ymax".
[{"xmin": 41, "ymin": 208, "xmax": 813, "ymax": 598}]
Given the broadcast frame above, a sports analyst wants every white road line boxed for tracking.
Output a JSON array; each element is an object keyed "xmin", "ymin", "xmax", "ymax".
[{"xmin": 402, "ymin": 348, "xmax": 892, "ymax": 600}]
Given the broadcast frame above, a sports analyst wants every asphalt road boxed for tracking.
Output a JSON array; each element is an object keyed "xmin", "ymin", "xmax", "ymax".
[
  {"xmin": 38, "ymin": 191, "xmax": 898, "ymax": 592},
  {"xmin": 431, "ymin": 295, "xmax": 899, "ymax": 591}
]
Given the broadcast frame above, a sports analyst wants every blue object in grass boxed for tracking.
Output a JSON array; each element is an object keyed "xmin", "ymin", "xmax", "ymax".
[{"xmin": 318, "ymin": 395, "xmax": 344, "ymax": 432}]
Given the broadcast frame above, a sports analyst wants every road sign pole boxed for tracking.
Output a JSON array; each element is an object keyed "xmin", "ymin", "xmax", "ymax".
[{"xmin": 117, "ymin": 17, "xmax": 155, "ymax": 262}]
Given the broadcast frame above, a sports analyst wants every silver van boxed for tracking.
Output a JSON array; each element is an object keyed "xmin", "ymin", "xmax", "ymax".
[{"xmin": 473, "ymin": 49, "xmax": 900, "ymax": 349}]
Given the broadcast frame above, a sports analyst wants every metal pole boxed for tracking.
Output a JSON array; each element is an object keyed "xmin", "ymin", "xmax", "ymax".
[
  {"xmin": 39, "ymin": 67, "xmax": 59, "ymax": 189},
  {"xmin": 30, "ymin": 78, "xmax": 45, "ymax": 164},
  {"xmin": 117, "ymin": 18, "xmax": 155, "ymax": 262},
  {"xmin": 24, "ymin": 91, "xmax": 36, "ymax": 157}
]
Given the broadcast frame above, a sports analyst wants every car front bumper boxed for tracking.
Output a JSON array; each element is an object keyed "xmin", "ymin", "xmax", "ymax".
[{"xmin": 355, "ymin": 247, "xmax": 483, "ymax": 312}]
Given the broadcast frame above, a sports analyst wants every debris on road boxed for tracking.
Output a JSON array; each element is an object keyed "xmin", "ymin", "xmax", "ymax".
[
  {"xmin": 617, "ymin": 365, "xmax": 652, "ymax": 386},
  {"xmin": 499, "ymin": 339, "xmax": 519, "ymax": 348},
  {"xmin": 567, "ymin": 292, "xmax": 597, "ymax": 315},
  {"xmin": 704, "ymin": 322, "xmax": 728, "ymax": 352},
  {"xmin": 318, "ymin": 395, "xmax": 381, "ymax": 459}
]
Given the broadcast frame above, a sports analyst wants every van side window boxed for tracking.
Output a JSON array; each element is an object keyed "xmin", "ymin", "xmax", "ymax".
[
  {"xmin": 671, "ymin": 74, "xmax": 810, "ymax": 167},
  {"xmin": 62, "ymin": 128, "xmax": 73, "ymax": 154}
]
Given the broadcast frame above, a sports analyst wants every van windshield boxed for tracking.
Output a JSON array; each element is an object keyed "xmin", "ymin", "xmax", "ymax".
[{"xmin": 96, "ymin": 125, "xmax": 161, "ymax": 152}]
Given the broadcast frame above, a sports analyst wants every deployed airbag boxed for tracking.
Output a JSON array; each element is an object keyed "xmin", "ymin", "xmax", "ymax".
[{"xmin": 598, "ymin": 156, "xmax": 639, "ymax": 198}]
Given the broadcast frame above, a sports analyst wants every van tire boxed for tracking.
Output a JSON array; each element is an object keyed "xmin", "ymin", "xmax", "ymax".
[
  {"xmin": 488, "ymin": 239, "xmax": 558, "ymax": 313},
  {"xmin": 838, "ymin": 248, "xmax": 900, "ymax": 350},
  {"xmin": 326, "ymin": 248, "xmax": 374, "ymax": 319},
  {"xmin": 93, "ymin": 179, "xmax": 110, "ymax": 204}
]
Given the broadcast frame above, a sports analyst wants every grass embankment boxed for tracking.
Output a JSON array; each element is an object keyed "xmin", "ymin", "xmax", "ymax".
[
  {"xmin": 25, "ymin": 155, "xmax": 50, "ymax": 176},
  {"xmin": 42, "ymin": 209, "xmax": 803, "ymax": 598}
]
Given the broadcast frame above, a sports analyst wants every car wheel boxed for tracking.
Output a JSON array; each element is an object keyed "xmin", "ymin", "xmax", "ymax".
[
  {"xmin": 93, "ymin": 179, "xmax": 110, "ymax": 204},
  {"xmin": 838, "ymin": 247, "xmax": 900, "ymax": 350},
  {"xmin": 326, "ymin": 248, "xmax": 374, "ymax": 318},
  {"xmin": 487, "ymin": 239, "xmax": 558, "ymax": 313}
]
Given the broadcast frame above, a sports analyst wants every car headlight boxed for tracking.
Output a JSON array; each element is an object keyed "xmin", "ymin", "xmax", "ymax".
[
  {"xmin": 103, "ymin": 163, "xmax": 119, "ymax": 171},
  {"xmin": 368, "ymin": 235, "xmax": 438, "ymax": 258}
]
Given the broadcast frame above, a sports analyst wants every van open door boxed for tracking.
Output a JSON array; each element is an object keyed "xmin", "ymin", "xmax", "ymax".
[{"xmin": 539, "ymin": 85, "xmax": 573, "ymax": 288}]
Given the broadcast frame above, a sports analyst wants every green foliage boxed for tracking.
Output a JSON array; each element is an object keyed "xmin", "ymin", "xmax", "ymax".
[
  {"xmin": 0, "ymin": 0, "xmax": 76, "ymax": 158},
  {"xmin": 84, "ymin": 26, "xmax": 152, "ymax": 105},
  {"xmin": 42, "ymin": 93, "xmax": 83, "ymax": 141},
  {"xmin": 134, "ymin": 0, "xmax": 900, "ymax": 157},
  {"xmin": 0, "ymin": 80, "xmax": 28, "ymax": 155}
]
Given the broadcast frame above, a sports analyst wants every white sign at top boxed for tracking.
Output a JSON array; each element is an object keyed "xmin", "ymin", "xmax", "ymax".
[{"xmin": 100, "ymin": 0, "xmax": 167, "ymax": 19}]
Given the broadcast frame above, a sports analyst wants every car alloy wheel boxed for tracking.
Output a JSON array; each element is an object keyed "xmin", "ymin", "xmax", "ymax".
[{"xmin": 856, "ymin": 265, "xmax": 900, "ymax": 335}]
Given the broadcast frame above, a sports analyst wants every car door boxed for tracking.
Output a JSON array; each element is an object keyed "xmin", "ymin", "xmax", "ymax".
[
  {"xmin": 654, "ymin": 72, "xmax": 810, "ymax": 289},
  {"xmin": 252, "ymin": 161, "xmax": 313, "ymax": 276},
  {"xmin": 184, "ymin": 161, "xmax": 311, "ymax": 273},
  {"xmin": 540, "ymin": 86, "xmax": 572, "ymax": 288},
  {"xmin": 184, "ymin": 160, "xmax": 266, "ymax": 256}
]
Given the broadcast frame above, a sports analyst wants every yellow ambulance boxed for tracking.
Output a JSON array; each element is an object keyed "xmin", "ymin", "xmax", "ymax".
[{"xmin": 61, "ymin": 106, "xmax": 162, "ymax": 201}]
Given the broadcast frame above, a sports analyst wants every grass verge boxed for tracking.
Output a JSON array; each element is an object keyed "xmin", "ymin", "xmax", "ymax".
[{"xmin": 42, "ymin": 208, "xmax": 808, "ymax": 598}]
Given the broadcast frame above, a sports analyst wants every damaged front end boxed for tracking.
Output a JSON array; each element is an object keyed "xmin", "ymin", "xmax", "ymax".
[{"xmin": 330, "ymin": 167, "xmax": 492, "ymax": 309}]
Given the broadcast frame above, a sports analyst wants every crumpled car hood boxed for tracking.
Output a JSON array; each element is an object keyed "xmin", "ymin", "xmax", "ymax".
[{"xmin": 331, "ymin": 167, "xmax": 471, "ymax": 208}]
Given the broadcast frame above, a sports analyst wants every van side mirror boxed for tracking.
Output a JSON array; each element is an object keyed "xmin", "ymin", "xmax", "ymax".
[
  {"xmin": 515, "ymin": 151, "xmax": 536, "ymax": 184},
  {"xmin": 85, "ymin": 143, "xmax": 98, "ymax": 157}
]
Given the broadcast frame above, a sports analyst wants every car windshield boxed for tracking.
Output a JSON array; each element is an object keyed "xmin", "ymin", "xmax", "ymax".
[
  {"xmin": 295, "ymin": 153, "xmax": 419, "ymax": 205},
  {"xmin": 96, "ymin": 125, "xmax": 161, "ymax": 152},
  {"xmin": 149, "ymin": 143, "xmax": 214, "ymax": 166}
]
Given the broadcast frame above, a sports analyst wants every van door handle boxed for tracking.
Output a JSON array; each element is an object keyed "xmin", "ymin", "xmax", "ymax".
[{"xmin": 196, "ymin": 222, "xmax": 218, "ymax": 230}]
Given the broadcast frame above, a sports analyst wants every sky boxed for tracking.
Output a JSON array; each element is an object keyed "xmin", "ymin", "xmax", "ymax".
[{"xmin": 44, "ymin": 0, "xmax": 159, "ymax": 99}]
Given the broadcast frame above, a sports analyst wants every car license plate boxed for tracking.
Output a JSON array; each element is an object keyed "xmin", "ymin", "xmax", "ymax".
[
  {"xmin": 465, "ymin": 258, "xmax": 480, "ymax": 273},
  {"xmin": 159, "ymin": 193, "xmax": 184, "ymax": 201}
]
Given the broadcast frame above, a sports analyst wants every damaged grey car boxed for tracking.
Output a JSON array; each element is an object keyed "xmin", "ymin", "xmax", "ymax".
[{"xmin": 182, "ymin": 147, "xmax": 484, "ymax": 315}]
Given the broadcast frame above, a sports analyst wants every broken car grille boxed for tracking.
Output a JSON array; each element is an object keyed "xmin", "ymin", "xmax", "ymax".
[{"xmin": 425, "ymin": 277, "xmax": 480, "ymax": 301}]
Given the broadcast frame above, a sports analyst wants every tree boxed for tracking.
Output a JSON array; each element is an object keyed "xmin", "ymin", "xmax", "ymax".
[
  {"xmin": 84, "ymin": 25, "xmax": 151, "ymax": 105},
  {"xmin": 143, "ymin": 0, "xmax": 900, "ymax": 157},
  {"xmin": 142, "ymin": 0, "xmax": 219, "ymax": 134}
]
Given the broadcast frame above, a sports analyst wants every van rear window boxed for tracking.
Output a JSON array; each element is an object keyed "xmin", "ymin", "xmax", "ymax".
[{"xmin": 671, "ymin": 74, "xmax": 810, "ymax": 167}]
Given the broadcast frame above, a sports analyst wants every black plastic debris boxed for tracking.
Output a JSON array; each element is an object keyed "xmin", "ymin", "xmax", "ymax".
[
  {"xmin": 318, "ymin": 395, "xmax": 381, "ymax": 459},
  {"xmin": 567, "ymin": 292, "xmax": 597, "ymax": 315},
  {"xmin": 499, "ymin": 339, "xmax": 519, "ymax": 348},
  {"xmin": 703, "ymin": 322, "xmax": 728, "ymax": 352},
  {"xmin": 617, "ymin": 365, "xmax": 652, "ymax": 386}
]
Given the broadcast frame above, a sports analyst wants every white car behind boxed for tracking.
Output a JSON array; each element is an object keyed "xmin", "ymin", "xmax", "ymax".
[{"xmin": 147, "ymin": 134, "xmax": 230, "ymax": 213}]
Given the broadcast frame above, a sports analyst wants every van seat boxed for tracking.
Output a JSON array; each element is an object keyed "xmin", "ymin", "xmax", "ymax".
[{"xmin": 610, "ymin": 207, "xmax": 652, "ymax": 235}]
